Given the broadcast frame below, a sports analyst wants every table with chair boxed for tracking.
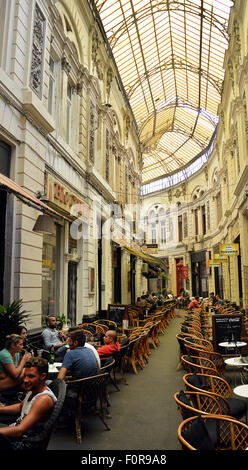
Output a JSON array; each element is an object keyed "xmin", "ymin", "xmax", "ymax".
[{"xmin": 175, "ymin": 301, "xmax": 248, "ymax": 450}]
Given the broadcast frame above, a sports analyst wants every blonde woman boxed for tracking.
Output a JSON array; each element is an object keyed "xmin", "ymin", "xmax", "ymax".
[{"xmin": 0, "ymin": 334, "xmax": 32, "ymax": 391}]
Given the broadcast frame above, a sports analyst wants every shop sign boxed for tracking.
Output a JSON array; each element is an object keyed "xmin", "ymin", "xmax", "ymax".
[
  {"xmin": 219, "ymin": 243, "xmax": 239, "ymax": 256},
  {"xmin": 213, "ymin": 254, "xmax": 228, "ymax": 262},
  {"xmin": 208, "ymin": 259, "xmax": 221, "ymax": 268},
  {"xmin": 46, "ymin": 174, "xmax": 90, "ymax": 220}
]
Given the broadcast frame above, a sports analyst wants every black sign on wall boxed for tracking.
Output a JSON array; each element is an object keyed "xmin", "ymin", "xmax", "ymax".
[
  {"xmin": 108, "ymin": 304, "xmax": 128, "ymax": 327},
  {"xmin": 212, "ymin": 314, "xmax": 244, "ymax": 354}
]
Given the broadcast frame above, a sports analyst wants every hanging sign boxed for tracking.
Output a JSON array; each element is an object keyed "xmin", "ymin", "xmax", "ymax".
[
  {"xmin": 213, "ymin": 254, "xmax": 228, "ymax": 262},
  {"xmin": 209, "ymin": 259, "xmax": 221, "ymax": 268},
  {"xmin": 219, "ymin": 243, "xmax": 239, "ymax": 256}
]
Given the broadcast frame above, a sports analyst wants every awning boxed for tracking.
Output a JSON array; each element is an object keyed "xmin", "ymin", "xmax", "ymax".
[
  {"xmin": 0, "ymin": 172, "xmax": 65, "ymax": 219},
  {"xmin": 123, "ymin": 245, "xmax": 168, "ymax": 271}
]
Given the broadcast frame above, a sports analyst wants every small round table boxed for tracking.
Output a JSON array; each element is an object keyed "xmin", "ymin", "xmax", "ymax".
[
  {"xmin": 233, "ymin": 384, "xmax": 248, "ymax": 423},
  {"xmin": 225, "ymin": 357, "xmax": 248, "ymax": 385},
  {"xmin": 219, "ymin": 341, "xmax": 247, "ymax": 356}
]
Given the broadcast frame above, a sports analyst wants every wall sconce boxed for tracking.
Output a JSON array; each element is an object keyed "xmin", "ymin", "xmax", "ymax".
[{"xmin": 33, "ymin": 214, "xmax": 56, "ymax": 235}]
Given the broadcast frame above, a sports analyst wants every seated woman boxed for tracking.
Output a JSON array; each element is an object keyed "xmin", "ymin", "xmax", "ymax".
[
  {"xmin": 16, "ymin": 326, "xmax": 28, "ymax": 348},
  {"xmin": 0, "ymin": 334, "xmax": 32, "ymax": 392}
]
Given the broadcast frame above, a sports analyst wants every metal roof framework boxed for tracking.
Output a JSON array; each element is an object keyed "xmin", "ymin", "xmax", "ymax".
[{"xmin": 94, "ymin": 0, "xmax": 233, "ymax": 183}]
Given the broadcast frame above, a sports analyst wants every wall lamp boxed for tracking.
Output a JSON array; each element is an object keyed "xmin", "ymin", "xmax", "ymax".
[{"xmin": 32, "ymin": 213, "xmax": 56, "ymax": 235}]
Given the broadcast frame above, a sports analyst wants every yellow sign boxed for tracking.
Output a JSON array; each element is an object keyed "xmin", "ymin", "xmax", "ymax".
[
  {"xmin": 213, "ymin": 254, "xmax": 228, "ymax": 262},
  {"xmin": 209, "ymin": 259, "xmax": 221, "ymax": 267},
  {"xmin": 219, "ymin": 243, "xmax": 239, "ymax": 256}
]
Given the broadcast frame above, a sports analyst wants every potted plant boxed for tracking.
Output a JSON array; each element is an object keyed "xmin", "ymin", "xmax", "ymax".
[
  {"xmin": 0, "ymin": 299, "xmax": 30, "ymax": 349},
  {"xmin": 55, "ymin": 314, "xmax": 66, "ymax": 330}
]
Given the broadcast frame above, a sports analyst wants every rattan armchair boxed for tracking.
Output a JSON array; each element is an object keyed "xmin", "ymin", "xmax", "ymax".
[
  {"xmin": 93, "ymin": 319, "xmax": 118, "ymax": 330},
  {"xmin": 183, "ymin": 372, "xmax": 232, "ymax": 397},
  {"xmin": 181, "ymin": 354, "xmax": 221, "ymax": 377},
  {"xmin": 182, "ymin": 372, "xmax": 246, "ymax": 420},
  {"xmin": 174, "ymin": 390, "xmax": 231, "ymax": 420},
  {"xmin": 100, "ymin": 357, "xmax": 119, "ymax": 392},
  {"xmin": 66, "ymin": 372, "xmax": 111, "ymax": 444},
  {"xmin": 184, "ymin": 343, "xmax": 225, "ymax": 375},
  {"xmin": 178, "ymin": 414, "xmax": 248, "ymax": 450},
  {"xmin": 184, "ymin": 335, "xmax": 214, "ymax": 351}
]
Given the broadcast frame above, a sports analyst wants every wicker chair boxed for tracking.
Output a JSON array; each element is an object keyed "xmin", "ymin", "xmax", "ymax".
[
  {"xmin": 74, "ymin": 327, "xmax": 95, "ymax": 341},
  {"xmin": 174, "ymin": 390, "xmax": 231, "ymax": 420},
  {"xmin": 184, "ymin": 343, "xmax": 226, "ymax": 375},
  {"xmin": 183, "ymin": 335, "xmax": 214, "ymax": 351},
  {"xmin": 66, "ymin": 372, "xmax": 111, "ymax": 444},
  {"xmin": 100, "ymin": 357, "xmax": 119, "ymax": 392},
  {"xmin": 182, "ymin": 372, "xmax": 246, "ymax": 420},
  {"xmin": 122, "ymin": 336, "xmax": 144, "ymax": 374},
  {"xmin": 80, "ymin": 323, "xmax": 105, "ymax": 336},
  {"xmin": 93, "ymin": 319, "xmax": 118, "ymax": 330},
  {"xmin": 181, "ymin": 354, "xmax": 221, "ymax": 377},
  {"xmin": 178, "ymin": 415, "xmax": 248, "ymax": 450}
]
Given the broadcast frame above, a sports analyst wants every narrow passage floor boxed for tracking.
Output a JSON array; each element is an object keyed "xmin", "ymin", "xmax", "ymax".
[{"xmin": 48, "ymin": 311, "xmax": 185, "ymax": 451}]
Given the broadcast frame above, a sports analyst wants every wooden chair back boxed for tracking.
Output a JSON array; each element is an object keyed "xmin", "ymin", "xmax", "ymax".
[
  {"xmin": 66, "ymin": 372, "xmax": 110, "ymax": 443},
  {"xmin": 178, "ymin": 415, "xmax": 248, "ymax": 450},
  {"xmin": 183, "ymin": 372, "xmax": 232, "ymax": 398},
  {"xmin": 174, "ymin": 390, "xmax": 228, "ymax": 420},
  {"xmin": 184, "ymin": 343, "xmax": 225, "ymax": 375},
  {"xmin": 93, "ymin": 319, "xmax": 118, "ymax": 330},
  {"xmin": 181, "ymin": 355, "xmax": 220, "ymax": 377}
]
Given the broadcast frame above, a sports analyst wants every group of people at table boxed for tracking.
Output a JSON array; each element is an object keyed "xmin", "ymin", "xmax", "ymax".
[{"xmin": 0, "ymin": 315, "xmax": 121, "ymax": 450}]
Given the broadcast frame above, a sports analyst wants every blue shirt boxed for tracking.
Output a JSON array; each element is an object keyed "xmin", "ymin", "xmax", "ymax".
[
  {"xmin": 41, "ymin": 327, "xmax": 64, "ymax": 349},
  {"xmin": 62, "ymin": 347, "xmax": 98, "ymax": 380}
]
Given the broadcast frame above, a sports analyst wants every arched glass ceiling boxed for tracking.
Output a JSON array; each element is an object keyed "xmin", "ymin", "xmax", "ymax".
[{"xmin": 94, "ymin": 0, "xmax": 233, "ymax": 183}]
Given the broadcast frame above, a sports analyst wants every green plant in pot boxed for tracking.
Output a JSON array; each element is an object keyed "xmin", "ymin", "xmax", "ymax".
[
  {"xmin": 56, "ymin": 314, "xmax": 66, "ymax": 330},
  {"xmin": 0, "ymin": 299, "xmax": 30, "ymax": 349}
]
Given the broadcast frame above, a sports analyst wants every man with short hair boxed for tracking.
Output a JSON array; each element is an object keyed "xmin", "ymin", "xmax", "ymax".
[
  {"xmin": 41, "ymin": 315, "xmax": 68, "ymax": 361},
  {"xmin": 215, "ymin": 295, "xmax": 224, "ymax": 306},
  {"xmin": 0, "ymin": 357, "xmax": 57, "ymax": 450},
  {"xmin": 209, "ymin": 292, "xmax": 217, "ymax": 306},
  {"xmin": 188, "ymin": 296, "xmax": 200, "ymax": 310},
  {"xmin": 96, "ymin": 330, "xmax": 120, "ymax": 357},
  {"xmin": 57, "ymin": 330, "xmax": 99, "ymax": 382}
]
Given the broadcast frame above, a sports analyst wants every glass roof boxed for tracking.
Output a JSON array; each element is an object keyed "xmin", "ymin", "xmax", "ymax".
[{"xmin": 94, "ymin": 0, "xmax": 233, "ymax": 183}]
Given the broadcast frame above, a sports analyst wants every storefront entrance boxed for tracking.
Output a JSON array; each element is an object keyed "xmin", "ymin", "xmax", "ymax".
[{"xmin": 191, "ymin": 250, "xmax": 208, "ymax": 297}]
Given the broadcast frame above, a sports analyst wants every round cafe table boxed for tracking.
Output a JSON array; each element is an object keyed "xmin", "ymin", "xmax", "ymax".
[
  {"xmin": 225, "ymin": 357, "xmax": 248, "ymax": 385},
  {"xmin": 233, "ymin": 384, "xmax": 248, "ymax": 423},
  {"xmin": 219, "ymin": 341, "xmax": 247, "ymax": 356}
]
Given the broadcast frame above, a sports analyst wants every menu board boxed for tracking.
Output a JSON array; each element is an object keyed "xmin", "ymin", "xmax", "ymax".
[
  {"xmin": 212, "ymin": 314, "xmax": 244, "ymax": 354},
  {"xmin": 107, "ymin": 304, "xmax": 128, "ymax": 327}
]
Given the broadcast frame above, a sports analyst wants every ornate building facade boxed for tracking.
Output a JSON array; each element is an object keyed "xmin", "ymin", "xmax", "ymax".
[{"xmin": 0, "ymin": 0, "xmax": 141, "ymax": 329}]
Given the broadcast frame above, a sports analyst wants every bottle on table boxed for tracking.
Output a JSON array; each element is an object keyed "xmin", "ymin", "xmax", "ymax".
[{"xmin": 49, "ymin": 346, "xmax": 55, "ymax": 364}]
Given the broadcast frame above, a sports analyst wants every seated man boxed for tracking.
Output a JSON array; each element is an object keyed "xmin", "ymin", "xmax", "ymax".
[
  {"xmin": 97, "ymin": 330, "xmax": 121, "ymax": 357},
  {"xmin": 0, "ymin": 357, "xmax": 57, "ymax": 450},
  {"xmin": 41, "ymin": 315, "xmax": 68, "ymax": 361},
  {"xmin": 57, "ymin": 330, "xmax": 99, "ymax": 383},
  {"xmin": 188, "ymin": 296, "xmax": 200, "ymax": 310}
]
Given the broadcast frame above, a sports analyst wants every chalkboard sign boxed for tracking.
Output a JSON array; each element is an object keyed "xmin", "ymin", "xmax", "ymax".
[
  {"xmin": 212, "ymin": 314, "xmax": 244, "ymax": 354},
  {"xmin": 108, "ymin": 304, "xmax": 128, "ymax": 327}
]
